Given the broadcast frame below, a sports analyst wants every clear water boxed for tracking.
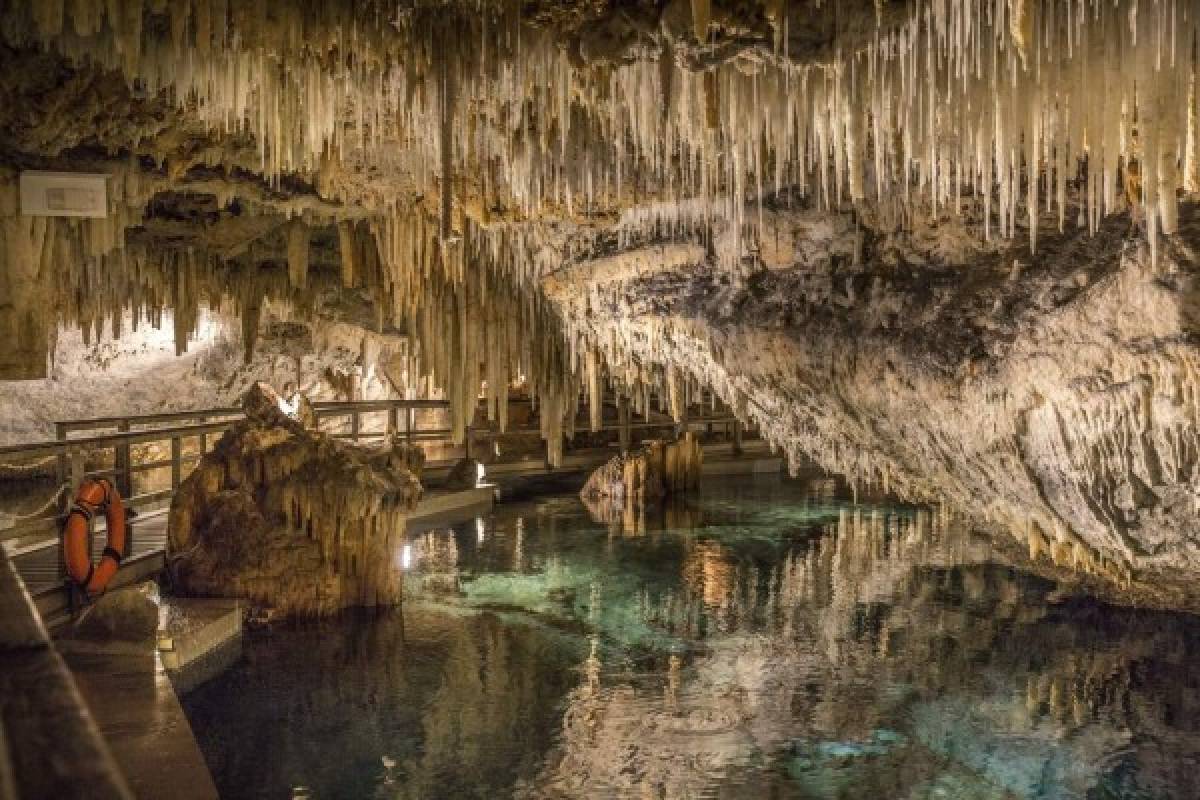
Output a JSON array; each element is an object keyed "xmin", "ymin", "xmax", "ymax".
[{"xmin": 182, "ymin": 474, "xmax": 1200, "ymax": 799}]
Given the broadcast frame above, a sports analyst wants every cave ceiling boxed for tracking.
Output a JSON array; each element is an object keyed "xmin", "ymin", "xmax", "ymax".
[{"xmin": 2, "ymin": 1, "xmax": 1200, "ymax": 602}]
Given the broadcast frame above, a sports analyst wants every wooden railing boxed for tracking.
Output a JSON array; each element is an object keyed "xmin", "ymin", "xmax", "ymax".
[
  {"xmin": 0, "ymin": 399, "xmax": 459, "ymax": 548},
  {"xmin": 0, "ymin": 395, "xmax": 746, "ymax": 623}
]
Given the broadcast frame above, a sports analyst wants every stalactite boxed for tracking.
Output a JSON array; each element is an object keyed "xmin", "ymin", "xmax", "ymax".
[
  {"xmin": 370, "ymin": 205, "xmax": 581, "ymax": 464},
  {"xmin": 286, "ymin": 219, "xmax": 310, "ymax": 290},
  {"xmin": 0, "ymin": 0, "xmax": 1193, "ymax": 263},
  {"xmin": 336, "ymin": 220, "xmax": 357, "ymax": 288},
  {"xmin": 1186, "ymin": 40, "xmax": 1200, "ymax": 193},
  {"xmin": 690, "ymin": 0, "xmax": 711, "ymax": 42},
  {"xmin": 439, "ymin": 27, "xmax": 456, "ymax": 244},
  {"xmin": 586, "ymin": 347, "xmax": 603, "ymax": 432}
]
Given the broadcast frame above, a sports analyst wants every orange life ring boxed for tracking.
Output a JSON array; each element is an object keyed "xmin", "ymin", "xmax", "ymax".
[{"xmin": 63, "ymin": 477, "xmax": 126, "ymax": 598}]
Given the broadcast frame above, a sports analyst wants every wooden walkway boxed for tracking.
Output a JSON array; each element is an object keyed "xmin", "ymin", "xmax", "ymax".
[
  {"xmin": 11, "ymin": 512, "xmax": 168, "ymax": 596},
  {"xmin": 0, "ymin": 397, "xmax": 746, "ymax": 625},
  {"xmin": 60, "ymin": 641, "xmax": 219, "ymax": 800}
]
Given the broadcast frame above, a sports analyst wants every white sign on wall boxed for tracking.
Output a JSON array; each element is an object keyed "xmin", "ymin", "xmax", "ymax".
[{"xmin": 19, "ymin": 171, "xmax": 109, "ymax": 218}]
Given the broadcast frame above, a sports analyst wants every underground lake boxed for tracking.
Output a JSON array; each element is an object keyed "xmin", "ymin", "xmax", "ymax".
[{"xmin": 180, "ymin": 474, "xmax": 1200, "ymax": 799}]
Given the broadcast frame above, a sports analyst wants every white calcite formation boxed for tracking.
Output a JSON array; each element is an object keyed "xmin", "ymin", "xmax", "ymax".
[
  {"xmin": 167, "ymin": 382, "xmax": 423, "ymax": 617},
  {"xmin": 0, "ymin": 0, "xmax": 1195, "ymax": 259},
  {"xmin": 544, "ymin": 200, "xmax": 1200, "ymax": 610},
  {"xmin": 1, "ymin": 0, "xmax": 1199, "ymax": 601}
]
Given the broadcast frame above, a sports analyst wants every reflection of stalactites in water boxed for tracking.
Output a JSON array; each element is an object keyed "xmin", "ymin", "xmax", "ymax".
[
  {"xmin": 584, "ymin": 635, "xmax": 601, "ymax": 698},
  {"xmin": 580, "ymin": 491, "xmax": 704, "ymax": 537},
  {"xmin": 681, "ymin": 540, "xmax": 736, "ymax": 613}
]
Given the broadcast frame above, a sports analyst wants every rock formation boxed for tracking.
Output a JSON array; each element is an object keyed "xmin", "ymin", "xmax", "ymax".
[
  {"xmin": 63, "ymin": 582, "xmax": 159, "ymax": 644},
  {"xmin": 581, "ymin": 435, "xmax": 703, "ymax": 504},
  {"xmin": 545, "ymin": 201, "xmax": 1200, "ymax": 610},
  {"xmin": 443, "ymin": 457, "xmax": 483, "ymax": 491},
  {"xmin": 167, "ymin": 383, "xmax": 422, "ymax": 617}
]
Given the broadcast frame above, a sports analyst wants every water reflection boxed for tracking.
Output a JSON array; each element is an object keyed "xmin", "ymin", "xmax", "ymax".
[{"xmin": 185, "ymin": 474, "xmax": 1200, "ymax": 799}]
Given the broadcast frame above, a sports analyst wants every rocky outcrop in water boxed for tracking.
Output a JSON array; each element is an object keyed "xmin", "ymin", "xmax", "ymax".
[
  {"xmin": 581, "ymin": 435, "xmax": 702, "ymax": 504},
  {"xmin": 166, "ymin": 383, "xmax": 422, "ymax": 617},
  {"xmin": 545, "ymin": 203, "xmax": 1200, "ymax": 611}
]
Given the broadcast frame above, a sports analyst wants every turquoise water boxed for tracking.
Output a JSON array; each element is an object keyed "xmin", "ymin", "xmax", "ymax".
[{"xmin": 182, "ymin": 474, "xmax": 1200, "ymax": 799}]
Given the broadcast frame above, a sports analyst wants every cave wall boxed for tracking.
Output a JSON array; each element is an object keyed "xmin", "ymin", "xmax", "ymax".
[{"xmin": 542, "ymin": 201, "xmax": 1200, "ymax": 609}]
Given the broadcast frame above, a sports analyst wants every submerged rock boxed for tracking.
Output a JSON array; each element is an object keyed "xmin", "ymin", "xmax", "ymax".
[
  {"xmin": 67, "ymin": 581, "xmax": 159, "ymax": 643},
  {"xmin": 166, "ymin": 383, "xmax": 422, "ymax": 618},
  {"xmin": 443, "ymin": 457, "xmax": 483, "ymax": 490}
]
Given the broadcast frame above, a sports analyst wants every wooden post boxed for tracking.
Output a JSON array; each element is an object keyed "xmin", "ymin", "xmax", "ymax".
[
  {"xmin": 389, "ymin": 406, "xmax": 399, "ymax": 436},
  {"xmin": 54, "ymin": 422, "xmax": 69, "ymax": 489},
  {"xmin": 350, "ymin": 410, "xmax": 361, "ymax": 441},
  {"xmin": 170, "ymin": 436, "xmax": 182, "ymax": 490},
  {"xmin": 406, "ymin": 407, "xmax": 415, "ymax": 446},
  {"xmin": 114, "ymin": 420, "xmax": 132, "ymax": 498},
  {"xmin": 732, "ymin": 419, "xmax": 744, "ymax": 456},
  {"xmin": 618, "ymin": 395, "xmax": 631, "ymax": 454},
  {"xmin": 63, "ymin": 448, "xmax": 86, "ymax": 599},
  {"xmin": 200, "ymin": 433, "xmax": 208, "ymax": 455}
]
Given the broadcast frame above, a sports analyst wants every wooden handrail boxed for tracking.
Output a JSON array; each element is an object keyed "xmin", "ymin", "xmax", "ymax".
[
  {"xmin": 54, "ymin": 407, "xmax": 242, "ymax": 432},
  {"xmin": 1, "ymin": 398, "xmax": 748, "ymax": 542},
  {"xmin": 1, "ymin": 399, "xmax": 457, "ymax": 457}
]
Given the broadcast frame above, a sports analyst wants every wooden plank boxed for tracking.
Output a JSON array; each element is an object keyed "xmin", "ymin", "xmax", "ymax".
[
  {"xmin": 0, "ymin": 420, "xmax": 236, "ymax": 459},
  {"xmin": 0, "ymin": 517, "xmax": 58, "ymax": 544}
]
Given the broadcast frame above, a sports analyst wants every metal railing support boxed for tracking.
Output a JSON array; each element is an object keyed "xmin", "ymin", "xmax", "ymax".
[
  {"xmin": 54, "ymin": 422, "xmax": 67, "ymax": 488},
  {"xmin": 170, "ymin": 437, "xmax": 182, "ymax": 490},
  {"xmin": 67, "ymin": 449, "xmax": 86, "ymax": 614},
  {"xmin": 114, "ymin": 420, "xmax": 132, "ymax": 498}
]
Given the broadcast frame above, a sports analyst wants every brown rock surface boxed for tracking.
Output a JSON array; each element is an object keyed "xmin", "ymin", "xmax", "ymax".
[
  {"xmin": 167, "ymin": 383, "xmax": 422, "ymax": 617},
  {"xmin": 581, "ymin": 434, "xmax": 702, "ymax": 504}
]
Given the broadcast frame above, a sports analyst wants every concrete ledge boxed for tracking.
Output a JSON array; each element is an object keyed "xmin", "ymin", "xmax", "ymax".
[
  {"xmin": 409, "ymin": 485, "xmax": 497, "ymax": 527},
  {"xmin": 0, "ymin": 551, "xmax": 132, "ymax": 800},
  {"xmin": 702, "ymin": 456, "xmax": 784, "ymax": 475},
  {"xmin": 62, "ymin": 647, "xmax": 219, "ymax": 800},
  {"xmin": 159, "ymin": 598, "xmax": 242, "ymax": 695}
]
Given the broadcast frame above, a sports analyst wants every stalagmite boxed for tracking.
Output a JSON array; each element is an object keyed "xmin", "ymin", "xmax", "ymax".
[
  {"xmin": 168, "ymin": 383, "xmax": 423, "ymax": 617},
  {"xmin": 581, "ymin": 433, "xmax": 703, "ymax": 507}
]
